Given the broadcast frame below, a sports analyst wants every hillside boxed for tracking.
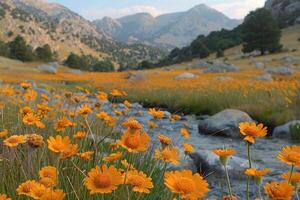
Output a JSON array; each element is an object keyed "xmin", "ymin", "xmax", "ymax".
[
  {"xmin": 0, "ymin": 0, "xmax": 164, "ymax": 66},
  {"xmin": 93, "ymin": 4, "xmax": 241, "ymax": 49}
]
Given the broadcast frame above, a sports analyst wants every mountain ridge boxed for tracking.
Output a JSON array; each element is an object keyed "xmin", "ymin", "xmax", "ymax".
[
  {"xmin": 0, "ymin": 0, "xmax": 164, "ymax": 67},
  {"xmin": 93, "ymin": 4, "xmax": 241, "ymax": 49}
]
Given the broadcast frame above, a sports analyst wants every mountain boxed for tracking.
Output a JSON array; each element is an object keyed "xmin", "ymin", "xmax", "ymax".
[
  {"xmin": 93, "ymin": 4, "xmax": 241, "ymax": 49},
  {"xmin": 0, "ymin": 0, "xmax": 164, "ymax": 66},
  {"xmin": 265, "ymin": 0, "xmax": 300, "ymax": 27}
]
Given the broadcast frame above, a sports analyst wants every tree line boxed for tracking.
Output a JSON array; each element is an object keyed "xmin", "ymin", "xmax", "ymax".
[
  {"xmin": 138, "ymin": 8, "xmax": 282, "ymax": 69},
  {"xmin": 0, "ymin": 35, "xmax": 56, "ymax": 62},
  {"xmin": 0, "ymin": 35, "xmax": 114, "ymax": 72}
]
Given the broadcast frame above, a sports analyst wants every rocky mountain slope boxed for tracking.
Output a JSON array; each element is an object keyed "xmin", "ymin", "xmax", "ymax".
[
  {"xmin": 0, "ymin": 0, "xmax": 163, "ymax": 66},
  {"xmin": 93, "ymin": 4, "xmax": 241, "ymax": 49},
  {"xmin": 265, "ymin": 0, "xmax": 300, "ymax": 27}
]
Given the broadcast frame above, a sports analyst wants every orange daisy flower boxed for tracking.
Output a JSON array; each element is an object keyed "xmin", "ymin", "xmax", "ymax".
[
  {"xmin": 0, "ymin": 129, "xmax": 8, "ymax": 138},
  {"xmin": 77, "ymin": 151, "xmax": 94, "ymax": 160},
  {"xmin": 0, "ymin": 194, "xmax": 11, "ymax": 200},
  {"xmin": 54, "ymin": 118, "xmax": 74, "ymax": 132},
  {"xmin": 155, "ymin": 147, "xmax": 180, "ymax": 166},
  {"xmin": 278, "ymin": 145, "xmax": 300, "ymax": 167},
  {"xmin": 40, "ymin": 189, "xmax": 65, "ymax": 200},
  {"xmin": 180, "ymin": 128, "xmax": 189, "ymax": 139},
  {"xmin": 73, "ymin": 131, "xmax": 86, "ymax": 139},
  {"xmin": 3, "ymin": 135, "xmax": 27, "ymax": 148},
  {"xmin": 164, "ymin": 170, "xmax": 209, "ymax": 200},
  {"xmin": 183, "ymin": 143, "xmax": 195, "ymax": 154},
  {"xmin": 213, "ymin": 148, "xmax": 236, "ymax": 166},
  {"xmin": 85, "ymin": 165, "xmax": 123, "ymax": 194},
  {"xmin": 97, "ymin": 92, "xmax": 108, "ymax": 101},
  {"xmin": 157, "ymin": 134, "xmax": 172, "ymax": 147},
  {"xmin": 119, "ymin": 130, "xmax": 151, "ymax": 153},
  {"xmin": 103, "ymin": 152, "xmax": 123, "ymax": 162},
  {"xmin": 148, "ymin": 108, "xmax": 164, "ymax": 119},
  {"xmin": 282, "ymin": 172, "xmax": 300, "ymax": 187},
  {"xmin": 122, "ymin": 118, "xmax": 142, "ymax": 130},
  {"xmin": 245, "ymin": 168, "xmax": 270, "ymax": 185},
  {"xmin": 239, "ymin": 122, "xmax": 268, "ymax": 144},
  {"xmin": 78, "ymin": 104, "xmax": 92, "ymax": 115},
  {"xmin": 264, "ymin": 181, "xmax": 294, "ymax": 200},
  {"xmin": 47, "ymin": 135, "xmax": 71, "ymax": 153},
  {"xmin": 125, "ymin": 170, "xmax": 153, "ymax": 193},
  {"xmin": 148, "ymin": 121, "xmax": 158, "ymax": 129}
]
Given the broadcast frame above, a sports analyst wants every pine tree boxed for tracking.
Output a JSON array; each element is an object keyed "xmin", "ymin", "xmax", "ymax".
[{"xmin": 242, "ymin": 8, "xmax": 282, "ymax": 55}]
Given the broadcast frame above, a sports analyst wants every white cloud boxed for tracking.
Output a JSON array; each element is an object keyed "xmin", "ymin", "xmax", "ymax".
[
  {"xmin": 82, "ymin": 5, "xmax": 164, "ymax": 20},
  {"xmin": 211, "ymin": 0, "xmax": 265, "ymax": 19}
]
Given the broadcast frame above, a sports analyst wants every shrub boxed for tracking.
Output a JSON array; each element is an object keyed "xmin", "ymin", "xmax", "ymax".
[
  {"xmin": 35, "ymin": 44, "xmax": 54, "ymax": 62},
  {"xmin": 289, "ymin": 123, "xmax": 300, "ymax": 142},
  {"xmin": 92, "ymin": 60, "xmax": 114, "ymax": 72},
  {"xmin": 216, "ymin": 49, "xmax": 224, "ymax": 58},
  {"xmin": 8, "ymin": 35, "xmax": 35, "ymax": 61}
]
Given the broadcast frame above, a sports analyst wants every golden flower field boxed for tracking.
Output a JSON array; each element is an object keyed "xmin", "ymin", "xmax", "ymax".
[{"xmin": 0, "ymin": 82, "xmax": 300, "ymax": 200}]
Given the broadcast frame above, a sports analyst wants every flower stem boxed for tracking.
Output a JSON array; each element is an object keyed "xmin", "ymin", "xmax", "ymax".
[
  {"xmin": 288, "ymin": 165, "xmax": 294, "ymax": 183},
  {"xmin": 258, "ymin": 184, "xmax": 262, "ymax": 200},
  {"xmin": 224, "ymin": 165, "xmax": 233, "ymax": 199},
  {"xmin": 296, "ymin": 188, "xmax": 299, "ymax": 200},
  {"xmin": 246, "ymin": 142, "xmax": 252, "ymax": 200}
]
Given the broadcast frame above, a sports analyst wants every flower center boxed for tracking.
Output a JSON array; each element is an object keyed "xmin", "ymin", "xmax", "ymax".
[
  {"xmin": 174, "ymin": 177, "xmax": 195, "ymax": 194},
  {"xmin": 8, "ymin": 137, "xmax": 19, "ymax": 144},
  {"xmin": 124, "ymin": 134, "xmax": 140, "ymax": 149},
  {"xmin": 93, "ymin": 173, "xmax": 111, "ymax": 188}
]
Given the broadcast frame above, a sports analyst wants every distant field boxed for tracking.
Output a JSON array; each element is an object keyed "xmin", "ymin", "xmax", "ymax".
[{"xmin": 0, "ymin": 25, "xmax": 299, "ymax": 127}]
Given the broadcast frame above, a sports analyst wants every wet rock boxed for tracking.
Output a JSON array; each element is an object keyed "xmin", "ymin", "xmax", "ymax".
[
  {"xmin": 174, "ymin": 72, "xmax": 198, "ymax": 80},
  {"xmin": 273, "ymin": 120, "xmax": 300, "ymax": 139},
  {"xmin": 266, "ymin": 67, "xmax": 294, "ymax": 75},
  {"xmin": 254, "ymin": 73, "xmax": 273, "ymax": 81},
  {"xmin": 37, "ymin": 64, "xmax": 57, "ymax": 74},
  {"xmin": 190, "ymin": 150, "xmax": 254, "ymax": 179},
  {"xmin": 198, "ymin": 109, "xmax": 254, "ymax": 138}
]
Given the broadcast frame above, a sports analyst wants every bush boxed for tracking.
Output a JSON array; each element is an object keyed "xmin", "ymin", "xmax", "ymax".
[
  {"xmin": 35, "ymin": 44, "xmax": 54, "ymax": 62},
  {"xmin": 216, "ymin": 49, "xmax": 224, "ymax": 58},
  {"xmin": 8, "ymin": 35, "xmax": 34, "ymax": 61},
  {"xmin": 92, "ymin": 60, "xmax": 114, "ymax": 72},
  {"xmin": 0, "ymin": 40, "xmax": 10, "ymax": 57},
  {"xmin": 289, "ymin": 123, "xmax": 300, "ymax": 142},
  {"xmin": 64, "ymin": 53, "xmax": 114, "ymax": 72}
]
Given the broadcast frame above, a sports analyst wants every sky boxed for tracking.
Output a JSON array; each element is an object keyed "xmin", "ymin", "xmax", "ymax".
[{"xmin": 47, "ymin": 0, "xmax": 266, "ymax": 20}]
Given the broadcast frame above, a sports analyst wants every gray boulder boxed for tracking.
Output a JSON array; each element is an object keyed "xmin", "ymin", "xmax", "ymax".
[
  {"xmin": 174, "ymin": 72, "xmax": 198, "ymax": 80},
  {"xmin": 254, "ymin": 62, "xmax": 265, "ymax": 69},
  {"xmin": 254, "ymin": 73, "xmax": 273, "ymax": 81},
  {"xmin": 37, "ymin": 65, "xmax": 57, "ymax": 74},
  {"xmin": 67, "ymin": 69, "xmax": 82, "ymax": 74},
  {"xmin": 266, "ymin": 67, "xmax": 294, "ymax": 75},
  {"xmin": 190, "ymin": 150, "xmax": 254, "ymax": 179},
  {"xmin": 190, "ymin": 60, "xmax": 212, "ymax": 69},
  {"xmin": 281, "ymin": 55, "xmax": 296, "ymax": 64},
  {"xmin": 126, "ymin": 72, "xmax": 147, "ymax": 81},
  {"xmin": 198, "ymin": 109, "xmax": 254, "ymax": 138},
  {"xmin": 203, "ymin": 63, "xmax": 239, "ymax": 73},
  {"xmin": 273, "ymin": 120, "xmax": 300, "ymax": 139}
]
